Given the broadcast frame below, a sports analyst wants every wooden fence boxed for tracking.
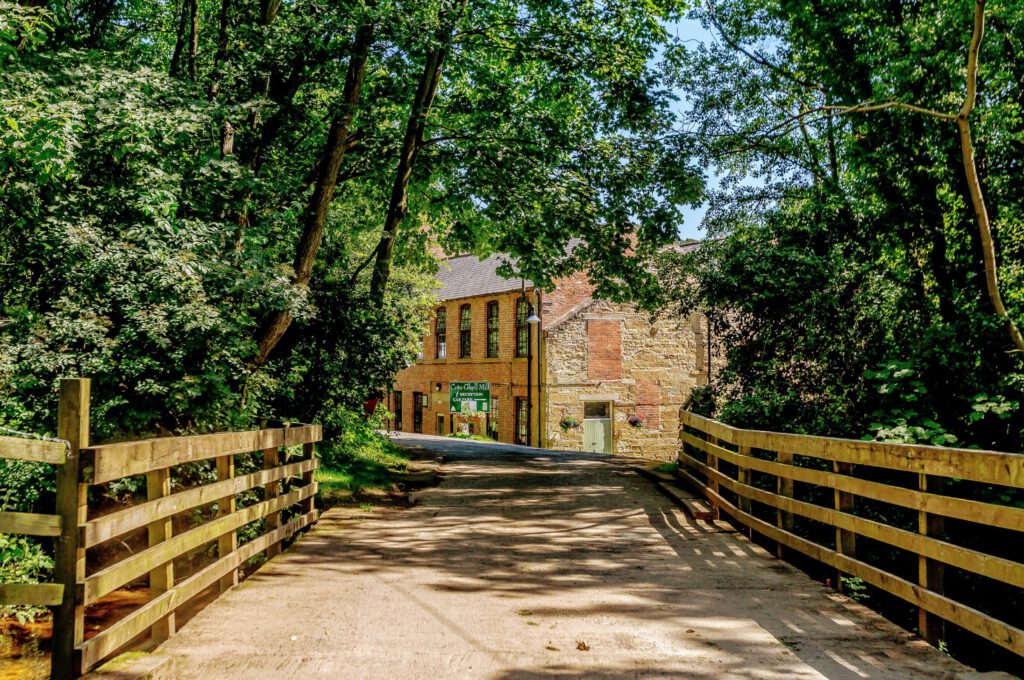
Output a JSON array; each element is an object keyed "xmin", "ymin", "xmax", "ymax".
[
  {"xmin": 678, "ymin": 408, "xmax": 1024, "ymax": 659},
  {"xmin": 0, "ymin": 379, "xmax": 322, "ymax": 678}
]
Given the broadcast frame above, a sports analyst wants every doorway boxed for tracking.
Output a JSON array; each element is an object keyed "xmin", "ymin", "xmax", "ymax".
[
  {"xmin": 435, "ymin": 414, "xmax": 445, "ymax": 436},
  {"xmin": 583, "ymin": 401, "xmax": 612, "ymax": 454}
]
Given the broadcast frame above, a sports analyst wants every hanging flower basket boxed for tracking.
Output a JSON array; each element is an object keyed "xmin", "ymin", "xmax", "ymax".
[
  {"xmin": 559, "ymin": 416, "xmax": 580, "ymax": 431},
  {"xmin": 627, "ymin": 413, "xmax": 645, "ymax": 428}
]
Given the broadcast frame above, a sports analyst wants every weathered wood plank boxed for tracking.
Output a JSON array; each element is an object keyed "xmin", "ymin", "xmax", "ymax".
[
  {"xmin": 77, "ymin": 510, "xmax": 315, "ymax": 672},
  {"xmin": 262, "ymin": 448, "xmax": 281, "ymax": 560},
  {"xmin": 0, "ymin": 583, "xmax": 64, "ymax": 606},
  {"xmin": 81, "ymin": 459, "xmax": 316, "ymax": 548},
  {"xmin": 0, "ymin": 435, "xmax": 67, "ymax": 465},
  {"xmin": 82, "ymin": 483, "xmax": 317, "ymax": 604},
  {"xmin": 216, "ymin": 453, "xmax": 238, "ymax": 593},
  {"xmin": 681, "ymin": 410, "xmax": 1024, "ymax": 488},
  {"xmin": 81, "ymin": 424, "xmax": 322, "ymax": 484},
  {"xmin": 681, "ymin": 451, "xmax": 1024, "ymax": 590},
  {"xmin": 0, "ymin": 511, "xmax": 61, "ymax": 537},
  {"xmin": 52, "ymin": 378, "xmax": 89, "ymax": 680},
  {"xmin": 681, "ymin": 431, "xmax": 1024, "ymax": 532},
  {"xmin": 688, "ymin": 475, "xmax": 1024, "ymax": 658},
  {"xmin": 146, "ymin": 467, "xmax": 175, "ymax": 642}
]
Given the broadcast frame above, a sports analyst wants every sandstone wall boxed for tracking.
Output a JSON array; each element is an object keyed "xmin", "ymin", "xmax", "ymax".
[{"xmin": 543, "ymin": 300, "xmax": 707, "ymax": 460}]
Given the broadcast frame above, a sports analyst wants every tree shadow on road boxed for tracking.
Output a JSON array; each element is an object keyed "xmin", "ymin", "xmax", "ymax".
[{"xmin": 248, "ymin": 439, "xmax": 960, "ymax": 680}]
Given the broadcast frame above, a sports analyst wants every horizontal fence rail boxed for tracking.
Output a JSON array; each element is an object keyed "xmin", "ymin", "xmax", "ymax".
[
  {"xmin": 677, "ymin": 408, "xmax": 1024, "ymax": 660},
  {"xmin": 0, "ymin": 379, "xmax": 322, "ymax": 679},
  {"xmin": 0, "ymin": 435, "xmax": 70, "ymax": 609}
]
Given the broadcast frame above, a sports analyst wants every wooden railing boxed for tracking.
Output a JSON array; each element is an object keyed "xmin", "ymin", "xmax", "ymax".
[
  {"xmin": 1, "ymin": 379, "xmax": 321, "ymax": 678},
  {"xmin": 678, "ymin": 408, "xmax": 1024, "ymax": 660},
  {"xmin": 0, "ymin": 436, "xmax": 69, "ymax": 609}
]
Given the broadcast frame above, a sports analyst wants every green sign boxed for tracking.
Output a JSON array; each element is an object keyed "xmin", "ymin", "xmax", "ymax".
[{"xmin": 449, "ymin": 381, "xmax": 490, "ymax": 413}]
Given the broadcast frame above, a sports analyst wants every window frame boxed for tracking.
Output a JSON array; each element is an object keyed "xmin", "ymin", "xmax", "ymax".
[
  {"xmin": 514, "ymin": 396, "xmax": 529, "ymax": 445},
  {"xmin": 435, "ymin": 307, "xmax": 447, "ymax": 359},
  {"xmin": 459, "ymin": 303, "xmax": 472, "ymax": 358},
  {"xmin": 515, "ymin": 299, "xmax": 529, "ymax": 358},
  {"xmin": 486, "ymin": 301, "xmax": 500, "ymax": 358},
  {"xmin": 412, "ymin": 391, "xmax": 424, "ymax": 433},
  {"xmin": 393, "ymin": 391, "xmax": 403, "ymax": 430}
]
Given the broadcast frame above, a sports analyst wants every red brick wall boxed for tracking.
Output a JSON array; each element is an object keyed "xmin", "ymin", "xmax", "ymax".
[
  {"xmin": 542, "ymin": 271, "xmax": 594, "ymax": 328},
  {"xmin": 635, "ymin": 380, "xmax": 661, "ymax": 428},
  {"xmin": 587, "ymin": 319, "xmax": 622, "ymax": 380},
  {"xmin": 392, "ymin": 288, "xmax": 538, "ymax": 444}
]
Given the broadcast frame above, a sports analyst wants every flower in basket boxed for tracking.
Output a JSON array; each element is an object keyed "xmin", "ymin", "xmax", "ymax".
[
  {"xmin": 559, "ymin": 416, "xmax": 580, "ymax": 431},
  {"xmin": 627, "ymin": 413, "xmax": 645, "ymax": 428}
]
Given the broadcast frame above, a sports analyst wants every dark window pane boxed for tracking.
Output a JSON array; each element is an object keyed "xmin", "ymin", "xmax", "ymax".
[
  {"xmin": 486, "ymin": 301, "xmax": 499, "ymax": 357},
  {"xmin": 435, "ymin": 308, "xmax": 447, "ymax": 359},
  {"xmin": 460, "ymin": 304, "xmax": 472, "ymax": 357},
  {"xmin": 515, "ymin": 299, "xmax": 529, "ymax": 357}
]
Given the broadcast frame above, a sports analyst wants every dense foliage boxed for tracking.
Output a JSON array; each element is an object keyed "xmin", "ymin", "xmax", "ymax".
[
  {"xmin": 658, "ymin": 1, "xmax": 1023, "ymax": 668},
  {"xmin": 662, "ymin": 0, "xmax": 1024, "ymax": 452},
  {"xmin": 0, "ymin": 0, "xmax": 698, "ymax": 445}
]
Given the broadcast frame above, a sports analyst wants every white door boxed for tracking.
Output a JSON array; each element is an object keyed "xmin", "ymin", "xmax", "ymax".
[{"xmin": 583, "ymin": 402, "xmax": 612, "ymax": 454}]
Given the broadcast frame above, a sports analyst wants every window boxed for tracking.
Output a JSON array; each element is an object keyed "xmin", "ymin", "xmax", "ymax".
[
  {"xmin": 584, "ymin": 401, "xmax": 610, "ymax": 419},
  {"xmin": 393, "ymin": 391, "xmax": 403, "ymax": 430},
  {"xmin": 515, "ymin": 396, "xmax": 529, "ymax": 445},
  {"xmin": 515, "ymin": 299, "xmax": 529, "ymax": 357},
  {"xmin": 487, "ymin": 397, "xmax": 499, "ymax": 440},
  {"xmin": 486, "ymin": 301, "xmax": 500, "ymax": 358},
  {"xmin": 435, "ymin": 308, "xmax": 447, "ymax": 359},
  {"xmin": 413, "ymin": 392, "xmax": 424, "ymax": 433},
  {"xmin": 459, "ymin": 304, "xmax": 472, "ymax": 358}
]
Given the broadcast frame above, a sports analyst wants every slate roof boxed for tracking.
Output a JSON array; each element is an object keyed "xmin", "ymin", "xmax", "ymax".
[
  {"xmin": 436, "ymin": 253, "xmax": 531, "ymax": 300},
  {"xmin": 434, "ymin": 239, "xmax": 703, "ymax": 301}
]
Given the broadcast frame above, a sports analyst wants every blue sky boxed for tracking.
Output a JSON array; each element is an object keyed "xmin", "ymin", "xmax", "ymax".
[{"xmin": 667, "ymin": 17, "xmax": 717, "ymax": 241}]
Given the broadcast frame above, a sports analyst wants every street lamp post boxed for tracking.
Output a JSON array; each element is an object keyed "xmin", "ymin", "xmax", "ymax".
[{"xmin": 526, "ymin": 301, "xmax": 540, "ymax": 447}]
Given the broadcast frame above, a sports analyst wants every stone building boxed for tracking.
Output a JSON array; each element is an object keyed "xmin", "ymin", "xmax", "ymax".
[{"xmin": 388, "ymin": 249, "xmax": 709, "ymax": 460}]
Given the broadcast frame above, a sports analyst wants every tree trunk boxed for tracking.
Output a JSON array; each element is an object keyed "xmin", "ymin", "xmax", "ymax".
[
  {"xmin": 169, "ymin": 0, "xmax": 189, "ymax": 77},
  {"xmin": 367, "ymin": 47, "xmax": 447, "ymax": 302},
  {"xmin": 187, "ymin": 0, "xmax": 199, "ymax": 79},
  {"xmin": 367, "ymin": 0, "xmax": 469, "ymax": 302},
  {"xmin": 253, "ymin": 26, "xmax": 374, "ymax": 367},
  {"xmin": 955, "ymin": 0, "xmax": 1024, "ymax": 353}
]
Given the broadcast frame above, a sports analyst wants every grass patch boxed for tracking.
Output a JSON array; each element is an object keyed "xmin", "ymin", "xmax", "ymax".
[
  {"xmin": 316, "ymin": 428, "xmax": 410, "ymax": 508},
  {"xmin": 653, "ymin": 462, "xmax": 678, "ymax": 474},
  {"xmin": 447, "ymin": 433, "xmax": 497, "ymax": 443}
]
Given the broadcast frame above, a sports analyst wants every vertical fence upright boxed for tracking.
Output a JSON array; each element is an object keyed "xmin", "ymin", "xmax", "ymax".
[
  {"xmin": 52, "ymin": 378, "xmax": 89, "ymax": 680},
  {"xmin": 146, "ymin": 466, "xmax": 175, "ymax": 642},
  {"xmin": 775, "ymin": 450, "xmax": 794, "ymax": 559},
  {"xmin": 263, "ymin": 446, "xmax": 281, "ymax": 559},
  {"xmin": 918, "ymin": 473, "xmax": 946, "ymax": 644},
  {"xmin": 216, "ymin": 453, "xmax": 238, "ymax": 592},
  {"xmin": 833, "ymin": 461, "xmax": 856, "ymax": 591}
]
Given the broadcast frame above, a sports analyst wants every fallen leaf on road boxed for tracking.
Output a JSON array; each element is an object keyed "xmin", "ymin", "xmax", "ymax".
[{"xmin": 576, "ymin": 641, "xmax": 590, "ymax": 651}]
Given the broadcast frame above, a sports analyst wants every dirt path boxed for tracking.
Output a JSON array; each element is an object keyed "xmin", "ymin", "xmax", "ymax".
[{"xmin": 157, "ymin": 434, "xmax": 967, "ymax": 679}]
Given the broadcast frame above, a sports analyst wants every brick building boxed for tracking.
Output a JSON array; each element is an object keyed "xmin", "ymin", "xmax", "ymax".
[{"xmin": 389, "ymin": 250, "xmax": 709, "ymax": 460}]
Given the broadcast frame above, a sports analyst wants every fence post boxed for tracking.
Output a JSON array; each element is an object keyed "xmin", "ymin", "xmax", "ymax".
[
  {"xmin": 216, "ymin": 454, "xmax": 238, "ymax": 592},
  {"xmin": 146, "ymin": 468, "xmax": 175, "ymax": 642},
  {"xmin": 52, "ymin": 378, "xmax": 89, "ymax": 680},
  {"xmin": 833, "ymin": 461, "xmax": 856, "ymax": 591},
  {"xmin": 263, "ymin": 447, "xmax": 281, "ymax": 559},
  {"xmin": 775, "ymin": 450, "xmax": 794, "ymax": 559},
  {"xmin": 302, "ymin": 441, "xmax": 316, "ymax": 523},
  {"xmin": 706, "ymin": 433, "xmax": 720, "ymax": 519},
  {"xmin": 918, "ymin": 473, "xmax": 945, "ymax": 645},
  {"xmin": 737, "ymin": 444, "xmax": 752, "ymax": 538}
]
